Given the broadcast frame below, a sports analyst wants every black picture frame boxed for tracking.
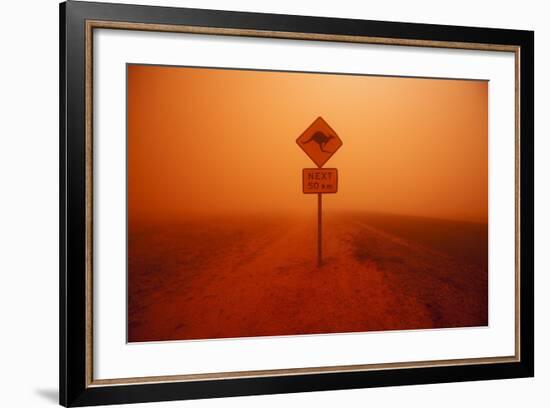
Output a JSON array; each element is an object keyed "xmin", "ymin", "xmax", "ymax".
[{"xmin": 60, "ymin": 1, "xmax": 534, "ymax": 406}]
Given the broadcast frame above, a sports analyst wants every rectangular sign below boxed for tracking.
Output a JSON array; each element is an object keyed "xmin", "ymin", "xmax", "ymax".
[{"xmin": 302, "ymin": 168, "xmax": 338, "ymax": 194}]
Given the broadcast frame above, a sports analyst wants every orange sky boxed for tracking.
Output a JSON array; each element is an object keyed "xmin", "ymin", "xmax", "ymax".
[{"xmin": 127, "ymin": 64, "xmax": 488, "ymax": 223}]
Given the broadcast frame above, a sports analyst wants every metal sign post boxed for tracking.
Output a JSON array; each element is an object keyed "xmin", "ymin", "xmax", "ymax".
[{"xmin": 317, "ymin": 193, "xmax": 322, "ymax": 267}]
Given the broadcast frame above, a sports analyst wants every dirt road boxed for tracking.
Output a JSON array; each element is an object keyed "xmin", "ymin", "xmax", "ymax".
[{"xmin": 128, "ymin": 213, "xmax": 487, "ymax": 342}]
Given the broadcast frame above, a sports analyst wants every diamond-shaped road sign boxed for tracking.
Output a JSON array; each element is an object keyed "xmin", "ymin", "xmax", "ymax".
[{"xmin": 296, "ymin": 117, "xmax": 343, "ymax": 168}]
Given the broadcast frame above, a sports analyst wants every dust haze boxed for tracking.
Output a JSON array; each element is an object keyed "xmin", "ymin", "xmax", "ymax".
[
  {"xmin": 128, "ymin": 65, "xmax": 487, "ymax": 223},
  {"xmin": 127, "ymin": 65, "xmax": 488, "ymax": 342}
]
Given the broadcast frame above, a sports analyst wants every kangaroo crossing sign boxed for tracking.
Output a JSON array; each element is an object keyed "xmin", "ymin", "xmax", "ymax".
[
  {"xmin": 296, "ymin": 117, "xmax": 343, "ymax": 267},
  {"xmin": 296, "ymin": 116, "xmax": 343, "ymax": 168}
]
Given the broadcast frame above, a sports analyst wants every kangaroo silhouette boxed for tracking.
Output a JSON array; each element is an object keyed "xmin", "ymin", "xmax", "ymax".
[{"xmin": 301, "ymin": 131, "xmax": 335, "ymax": 153}]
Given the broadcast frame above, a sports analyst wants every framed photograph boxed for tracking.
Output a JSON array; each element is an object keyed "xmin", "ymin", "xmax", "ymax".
[{"xmin": 60, "ymin": 1, "xmax": 534, "ymax": 406}]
